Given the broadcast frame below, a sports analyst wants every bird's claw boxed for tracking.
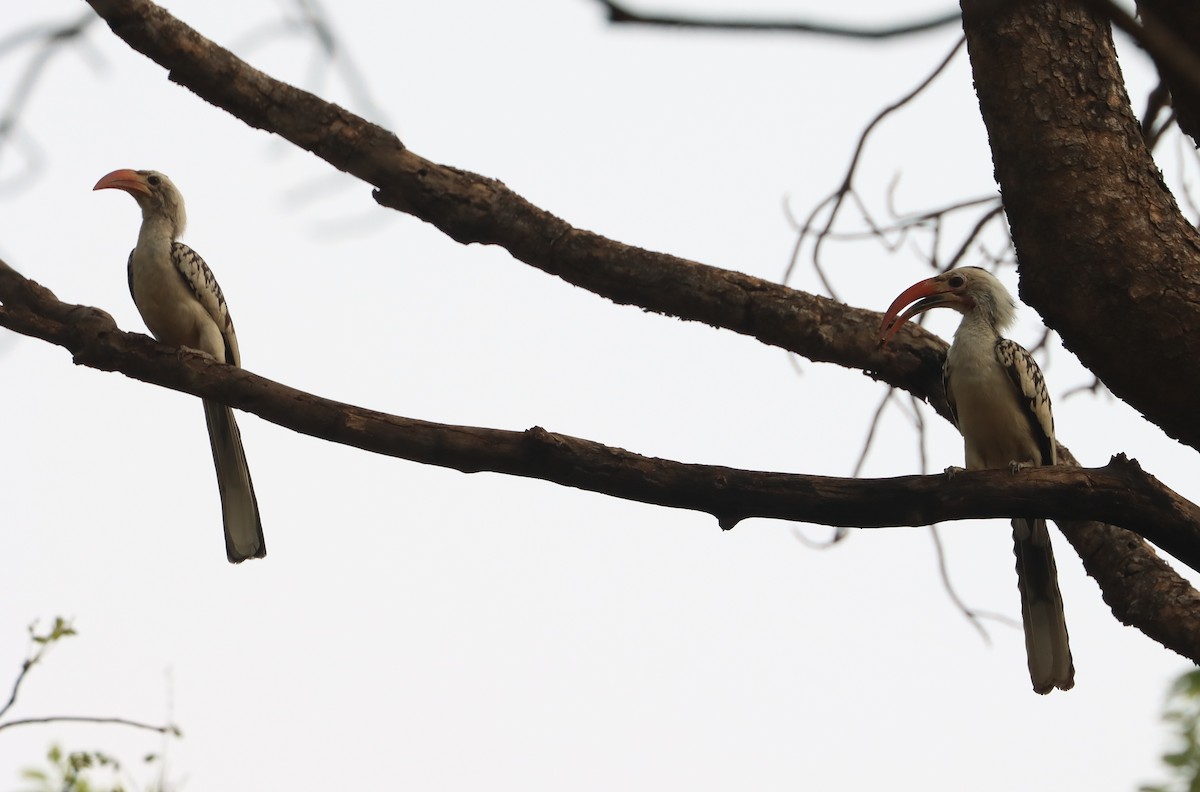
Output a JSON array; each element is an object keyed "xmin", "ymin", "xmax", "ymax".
[{"xmin": 944, "ymin": 465, "xmax": 965, "ymax": 480}]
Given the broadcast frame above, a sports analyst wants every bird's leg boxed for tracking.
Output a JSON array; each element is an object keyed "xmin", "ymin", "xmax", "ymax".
[
  {"xmin": 944, "ymin": 465, "xmax": 965, "ymax": 480},
  {"xmin": 1008, "ymin": 459, "xmax": 1036, "ymax": 474}
]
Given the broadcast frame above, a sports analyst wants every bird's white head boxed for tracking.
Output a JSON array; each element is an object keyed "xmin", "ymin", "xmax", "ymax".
[
  {"xmin": 93, "ymin": 169, "xmax": 187, "ymax": 240},
  {"xmin": 878, "ymin": 266, "xmax": 1017, "ymax": 346}
]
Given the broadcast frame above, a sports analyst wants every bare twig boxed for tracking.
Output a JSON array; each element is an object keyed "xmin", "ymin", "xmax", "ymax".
[
  {"xmin": 0, "ymin": 716, "xmax": 179, "ymax": 735},
  {"xmin": 852, "ymin": 389, "xmax": 896, "ymax": 478},
  {"xmin": 1084, "ymin": 0, "xmax": 1200, "ymax": 102},
  {"xmin": 0, "ymin": 618, "xmax": 180, "ymax": 739},
  {"xmin": 0, "ymin": 618, "xmax": 75, "ymax": 721},
  {"xmin": 939, "ymin": 202, "xmax": 1006, "ymax": 272},
  {"xmin": 595, "ymin": 0, "xmax": 961, "ymax": 40},
  {"xmin": 784, "ymin": 37, "xmax": 967, "ymax": 296},
  {"xmin": 927, "ymin": 526, "xmax": 1022, "ymax": 643},
  {"xmin": 1061, "ymin": 376, "xmax": 1107, "ymax": 400},
  {"xmin": 1141, "ymin": 80, "xmax": 1174, "ymax": 149},
  {"xmin": 0, "ymin": 11, "xmax": 95, "ymax": 189},
  {"xmin": 908, "ymin": 392, "xmax": 1011, "ymax": 639}
]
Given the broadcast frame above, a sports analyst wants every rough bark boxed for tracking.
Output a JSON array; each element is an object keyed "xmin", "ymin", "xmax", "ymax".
[
  {"xmin": 1, "ymin": 254, "xmax": 1198, "ymax": 550},
  {"xmin": 7, "ymin": 252, "xmax": 1200, "ymax": 659},
  {"xmin": 1058, "ymin": 517, "xmax": 1200, "ymax": 659},
  {"xmin": 84, "ymin": 0, "xmax": 949, "ymax": 412},
  {"xmin": 963, "ymin": 0, "xmax": 1200, "ymax": 450},
  {"xmin": 32, "ymin": 0, "xmax": 1200, "ymax": 663}
]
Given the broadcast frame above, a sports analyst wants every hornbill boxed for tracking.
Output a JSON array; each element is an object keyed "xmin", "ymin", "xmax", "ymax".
[
  {"xmin": 880, "ymin": 266, "xmax": 1073, "ymax": 694},
  {"xmin": 95, "ymin": 169, "xmax": 265, "ymax": 563}
]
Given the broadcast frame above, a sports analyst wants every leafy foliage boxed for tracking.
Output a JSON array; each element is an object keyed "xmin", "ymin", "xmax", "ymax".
[
  {"xmin": 1142, "ymin": 670, "xmax": 1200, "ymax": 792},
  {"xmin": 19, "ymin": 745, "xmax": 125, "ymax": 792},
  {"xmin": 2, "ymin": 619, "xmax": 179, "ymax": 792}
]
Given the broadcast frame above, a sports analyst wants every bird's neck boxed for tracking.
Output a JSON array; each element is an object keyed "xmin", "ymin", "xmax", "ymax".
[
  {"xmin": 137, "ymin": 212, "xmax": 179, "ymax": 247},
  {"xmin": 952, "ymin": 309, "xmax": 1000, "ymax": 354}
]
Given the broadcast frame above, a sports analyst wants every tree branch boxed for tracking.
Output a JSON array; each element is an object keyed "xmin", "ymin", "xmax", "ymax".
[
  {"xmin": 962, "ymin": 0, "xmax": 1200, "ymax": 451},
  {"xmin": 82, "ymin": 0, "xmax": 947, "ymax": 412},
  {"xmin": 1090, "ymin": 0, "xmax": 1200, "ymax": 146},
  {"xmin": 1057, "ymin": 516, "xmax": 1200, "ymax": 661},
  {"xmin": 4, "ymin": 255, "xmax": 1200, "ymax": 572},
  {"xmin": 0, "ymin": 715, "xmax": 178, "ymax": 735},
  {"xmin": 56, "ymin": 0, "xmax": 1200, "ymax": 664},
  {"xmin": 593, "ymin": 0, "xmax": 962, "ymax": 40}
]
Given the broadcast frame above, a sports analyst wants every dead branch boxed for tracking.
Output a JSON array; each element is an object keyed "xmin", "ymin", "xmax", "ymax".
[
  {"xmin": 45, "ymin": 0, "xmax": 1200, "ymax": 665},
  {"xmin": 593, "ymin": 1, "xmax": 962, "ymax": 40},
  {"xmin": 3, "ymin": 256, "xmax": 1200, "ymax": 574}
]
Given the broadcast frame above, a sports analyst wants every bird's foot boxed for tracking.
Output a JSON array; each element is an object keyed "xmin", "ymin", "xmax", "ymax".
[
  {"xmin": 177, "ymin": 345, "xmax": 218, "ymax": 363},
  {"xmin": 1008, "ymin": 460, "xmax": 1034, "ymax": 474},
  {"xmin": 944, "ymin": 465, "xmax": 965, "ymax": 480}
]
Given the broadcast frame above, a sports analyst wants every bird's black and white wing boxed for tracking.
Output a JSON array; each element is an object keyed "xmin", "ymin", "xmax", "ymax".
[
  {"xmin": 995, "ymin": 338, "xmax": 1055, "ymax": 466},
  {"xmin": 170, "ymin": 241, "xmax": 241, "ymax": 368}
]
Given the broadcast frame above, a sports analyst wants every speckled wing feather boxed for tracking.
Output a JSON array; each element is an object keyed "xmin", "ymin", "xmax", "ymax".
[
  {"xmin": 995, "ymin": 338, "xmax": 1055, "ymax": 466},
  {"xmin": 171, "ymin": 241, "xmax": 241, "ymax": 367},
  {"xmin": 125, "ymin": 242, "xmax": 241, "ymax": 366}
]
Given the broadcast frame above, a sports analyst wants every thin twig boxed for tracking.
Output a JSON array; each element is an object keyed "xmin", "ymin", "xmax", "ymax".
[
  {"xmin": 0, "ymin": 656, "xmax": 32, "ymax": 721},
  {"xmin": 0, "ymin": 619, "xmax": 73, "ymax": 720},
  {"xmin": 1141, "ymin": 80, "xmax": 1173, "ymax": 149},
  {"xmin": 928, "ymin": 525, "xmax": 1022, "ymax": 642},
  {"xmin": 1084, "ymin": 0, "xmax": 1200, "ymax": 101},
  {"xmin": 852, "ymin": 389, "xmax": 896, "ymax": 478},
  {"xmin": 940, "ymin": 202, "xmax": 1005, "ymax": 272},
  {"xmin": 784, "ymin": 37, "xmax": 967, "ymax": 296},
  {"xmin": 1061, "ymin": 376, "xmax": 1107, "ymax": 400},
  {"xmin": 909, "ymin": 393, "xmax": 1018, "ymax": 638},
  {"xmin": 596, "ymin": 0, "xmax": 962, "ymax": 40},
  {"xmin": 0, "ymin": 715, "xmax": 180, "ymax": 735}
]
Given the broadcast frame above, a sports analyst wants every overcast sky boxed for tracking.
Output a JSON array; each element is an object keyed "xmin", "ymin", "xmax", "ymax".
[{"xmin": 1, "ymin": 1, "xmax": 1195, "ymax": 790}]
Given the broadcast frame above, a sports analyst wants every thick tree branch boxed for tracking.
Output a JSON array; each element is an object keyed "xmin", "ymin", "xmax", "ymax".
[
  {"xmin": 1057, "ymin": 517, "xmax": 1200, "ymax": 660},
  {"xmin": 5, "ymin": 255, "xmax": 1200, "ymax": 579},
  {"xmin": 82, "ymin": 0, "xmax": 948, "ymax": 411},
  {"xmin": 62, "ymin": 0, "xmax": 1200, "ymax": 663},
  {"xmin": 962, "ymin": 0, "xmax": 1200, "ymax": 450}
]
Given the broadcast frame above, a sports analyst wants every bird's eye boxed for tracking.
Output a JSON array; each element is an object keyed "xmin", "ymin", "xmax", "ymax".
[
  {"xmin": 948, "ymin": 275, "xmax": 965, "ymax": 288},
  {"xmin": 147, "ymin": 175, "xmax": 161, "ymax": 186}
]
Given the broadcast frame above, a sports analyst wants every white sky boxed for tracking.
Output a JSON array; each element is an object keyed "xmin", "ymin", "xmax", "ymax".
[{"xmin": 1, "ymin": 1, "xmax": 1195, "ymax": 790}]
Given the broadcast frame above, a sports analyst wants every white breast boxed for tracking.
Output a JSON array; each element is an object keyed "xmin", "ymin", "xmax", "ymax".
[
  {"xmin": 947, "ymin": 324, "xmax": 1041, "ymax": 470},
  {"xmin": 128, "ymin": 234, "xmax": 227, "ymax": 361}
]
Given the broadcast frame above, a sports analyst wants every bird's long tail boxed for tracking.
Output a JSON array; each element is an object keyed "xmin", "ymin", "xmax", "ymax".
[
  {"xmin": 203, "ymin": 400, "xmax": 266, "ymax": 562},
  {"xmin": 1012, "ymin": 518, "xmax": 1073, "ymax": 693}
]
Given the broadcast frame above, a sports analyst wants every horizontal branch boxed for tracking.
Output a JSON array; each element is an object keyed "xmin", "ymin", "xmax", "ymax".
[
  {"xmin": 4, "ymin": 257, "xmax": 1200, "ymax": 571},
  {"xmin": 0, "ymin": 714, "xmax": 179, "ymax": 735},
  {"xmin": 1055, "ymin": 516, "xmax": 1200, "ymax": 661},
  {"xmin": 50, "ymin": 0, "xmax": 1200, "ymax": 663},
  {"xmin": 83, "ymin": 0, "xmax": 949, "ymax": 416},
  {"xmin": 593, "ymin": 0, "xmax": 962, "ymax": 39}
]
